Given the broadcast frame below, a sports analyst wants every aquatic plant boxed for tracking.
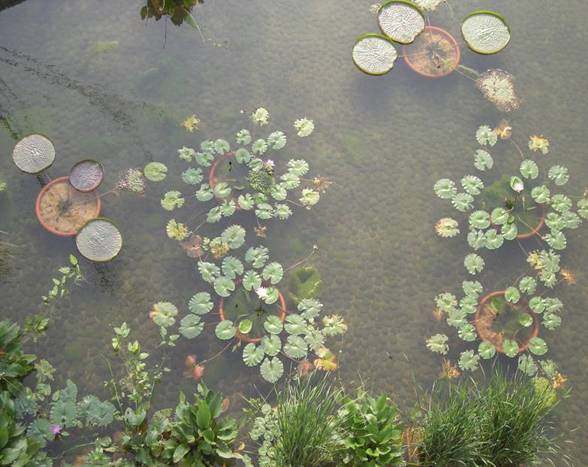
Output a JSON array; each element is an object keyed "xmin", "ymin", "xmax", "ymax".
[
  {"xmin": 75, "ymin": 218, "xmax": 123, "ymax": 262},
  {"xmin": 41, "ymin": 254, "xmax": 83, "ymax": 305},
  {"xmin": 475, "ymin": 68, "xmax": 521, "ymax": 112},
  {"xmin": 69, "ymin": 160, "xmax": 104, "ymax": 192},
  {"xmin": 461, "ymin": 11, "xmax": 511, "ymax": 55},
  {"xmin": 377, "ymin": 1, "xmax": 425, "ymax": 44},
  {"xmin": 0, "ymin": 320, "xmax": 35, "ymax": 396},
  {"xmin": 140, "ymin": 0, "xmax": 203, "ymax": 28},
  {"xmin": 12, "ymin": 134, "xmax": 55, "ymax": 175},
  {"xmin": 352, "ymin": 34, "xmax": 398, "ymax": 75}
]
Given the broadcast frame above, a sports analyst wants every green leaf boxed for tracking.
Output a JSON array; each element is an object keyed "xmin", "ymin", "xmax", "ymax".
[
  {"xmin": 287, "ymin": 159, "xmax": 309, "ymax": 176},
  {"xmin": 451, "ymin": 193, "xmax": 474, "ymax": 212},
  {"xmin": 548, "ymin": 165, "xmax": 569, "ymax": 186},
  {"xmin": 517, "ymin": 313, "xmax": 533, "ymax": 328},
  {"xmin": 469, "ymin": 210, "xmax": 490, "ymax": 229},
  {"xmin": 518, "ymin": 354, "xmax": 538, "ymax": 376},
  {"xmin": 262, "ymin": 287, "xmax": 279, "ymax": 305},
  {"xmin": 260, "ymin": 358, "xmax": 284, "ymax": 383},
  {"xmin": 264, "ymin": 315, "xmax": 283, "ymax": 334},
  {"xmin": 255, "ymin": 203, "xmax": 274, "ymax": 220},
  {"xmin": 196, "ymin": 184, "xmax": 214, "ymax": 202},
  {"xmin": 161, "ymin": 191, "xmax": 185, "ymax": 211},
  {"xmin": 274, "ymin": 204, "xmax": 292, "ymax": 220},
  {"xmin": 198, "ymin": 261, "xmax": 220, "ymax": 283},
  {"xmin": 238, "ymin": 193, "xmax": 255, "ymax": 210},
  {"xmin": 173, "ymin": 445, "xmax": 190, "ymax": 464},
  {"xmin": 144, "ymin": 162, "xmax": 167, "ymax": 182},
  {"xmin": 222, "ymin": 256, "xmax": 244, "ymax": 279},
  {"xmin": 474, "ymin": 149, "xmax": 493, "ymax": 171},
  {"xmin": 520, "ymin": 159, "xmax": 539, "ymax": 179},
  {"xmin": 213, "ymin": 182, "xmax": 232, "ymax": 198},
  {"xmin": 284, "ymin": 314, "xmax": 307, "ymax": 335},
  {"xmin": 188, "ymin": 292, "xmax": 214, "ymax": 315},
  {"xmin": 531, "ymin": 185, "xmax": 550, "ymax": 204},
  {"xmin": 179, "ymin": 314, "xmax": 204, "ymax": 339},
  {"xmin": 503, "ymin": 339, "xmax": 519, "ymax": 358},
  {"xmin": 426, "ymin": 334, "xmax": 448, "ymax": 355},
  {"xmin": 461, "ymin": 175, "xmax": 484, "ymax": 195},
  {"xmin": 298, "ymin": 299, "xmax": 323, "ymax": 320},
  {"xmin": 491, "ymin": 207, "xmax": 509, "ymax": 225},
  {"xmin": 464, "ymin": 253, "xmax": 484, "ymax": 275},
  {"xmin": 543, "ymin": 313, "xmax": 561, "ymax": 330},
  {"xmin": 239, "ymin": 319, "xmax": 253, "ymax": 334},
  {"xmin": 300, "ymin": 189, "xmax": 320, "ymax": 208},
  {"xmin": 261, "ymin": 334, "xmax": 281, "ymax": 356},
  {"xmin": 242, "ymin": 270, "xmax": 262, "ymax": 291},
  {"xmin": 504, "ymin": 287, "xmax": 520, "ymax": 304},
  {"xmin": 262, "ymin": 262, "xmax": 283, "ymax": 285},
  {"xmin": 519, "ymin": 276, "xmax": 537, "ymax": 295},
  {"xmin": 243, "ymin": 343, "xmax": 264, "ymax": 366},
  {"xmin": 528, "ymin": 337, "xmax": 548, "ymax": 355},
  {"xmin": 245, "ymin": 246, "xmax": 269, "ymax": 269},
  {"xmin": 458, "ymin": 350, "xmax": 480, "ymax": 371},
  {"xmin": 283, "ymin": 335, "xmax": 307, "ymax": 359},
  {"xmin": 476, "ymin": 125, "xmax": 497, "ymax": 146},
  {"xmin": 479, "ymin": 341, "xmax": 496, "ymax": 359},
  {"xmin": 550, "ymin": 194, "xmax": 572, "ymax": 213},
  {"xmin": 182, "ymin": 167, "xmax": 203, "ymax": 185},
  {"xmin": 215, "ymin": 320, "xmax": 236, "ymax": 340},
  {"xmin": 235, "ymin": 147, "xmax": 251, "ymax": 163},
  {"xmin": 214, "ymin": 276, "xmax": 235, "ymax": 297},
  {"xmin": 196, "ymin": 401, "xmax": 212, "ymax": 429}
]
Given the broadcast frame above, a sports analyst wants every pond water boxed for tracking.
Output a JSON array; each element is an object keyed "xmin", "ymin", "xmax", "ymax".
[{"xmin": 1, "ymin": 0, "xmax": 588, "ymax": 463}]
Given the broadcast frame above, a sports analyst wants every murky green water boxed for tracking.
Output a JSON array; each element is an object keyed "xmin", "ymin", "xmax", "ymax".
[{"xmin": 1, "ymin": 0, "xmax": 588, "ymax": 463}]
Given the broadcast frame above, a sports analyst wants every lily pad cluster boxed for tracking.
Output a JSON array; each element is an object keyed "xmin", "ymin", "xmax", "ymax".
[{"xmin": 428, "ymin": 122, "xmax": 588, "ymax": 374}]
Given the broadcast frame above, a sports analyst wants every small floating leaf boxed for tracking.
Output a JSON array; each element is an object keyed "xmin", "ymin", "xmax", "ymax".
[
  {"xmin": 458, "ymin": 350, "xmax": 480, "ymax": 371},
  {"xmin": 214, "ymin": 276, "xmax": 235, "ymax": 297},
  {"xmin": 479, "ymin": 341, "xmax": 496, "ymax": 359},
  {"xmin": 260, "ymin": 357, "xmax": 284, "ymax": 383},
  {"xmin": 239, "ymin": 319, "xmax": 253, "ymax": 334},
  {"xmin": 264, "ymin": 315, "xmax": 283, "ymax": 335},
  {"xmin": 434, "ymin": 178, "xmax": 457, "ymax": 199},
  {"xmin": 426, "ymin": 334, "xmax": 448, "ymax": 355},
  {"xmin": 262, "ymin": 262, "xmax": 283, "ymax": 285},
  {"xmin": 179, "ymin": 314, "xmax": 204, "ymax": 339},
  {"xmin": 503, "ymin": 339, "xmax": 519, "ymax": 358},
  {"xmin": 262, "ymin": 334, "xmax": 281, "ymax": 356},
  {"xmin": 464, "ymin": 253, "xmax": 484, "ymax": 275},
  {"xmin": 188, "ymin": 292, "xmax": 214, "ymax": 315},
  {"xmin": 243, "ymin": 343, "xmax": 264, "ymax": 367},
  {"xmin": 144, "ymin": 162, "xmax": 168, "ymax": 182},
  {"xmin": 474, "ymin": 149, "xmax": 494, "ymax": 171},
  {"xmin": 548, "ymin": 165, "xmax": 569, "ymax": 186},
  {"xmin": 504, "ymin": 286, "xmax": 520, "ymax": 304},
  {"xmin": 520, "ymin": 160, "xmax": 539, "ymax": 180},
  {"xmin": 215, "ymin": 320, "xmax": 236, "ymax": 340},
  {"xmin": 528, "ymin": 337, "xmax": 548, "ymax": 356}
]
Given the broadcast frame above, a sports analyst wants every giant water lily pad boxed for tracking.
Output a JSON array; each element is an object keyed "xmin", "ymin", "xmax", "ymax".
[
  {"xmin": 378, "ymin": 0, "xmax": 425, "ymax": 44},
  {"xmin": 75, "ymin": 218, "xmax": 123, "ymax": 262},
  {"xmin": 352, "ymin": 34, "xmax": 398, "ymax": 75},
  {"xmin": 36, "ymin": 176, "xmax": 101, "ymax": 236},
  {"xmin": 12, "ymin": 134, "xmax": 56, "ymax": 174},
  {"xmin": 461, "ymin": 11, "xmax": 510, "ymax": 55},
  {"xmin": 69, "ymin": 160, "xmax": 104, "ymax": 192}
]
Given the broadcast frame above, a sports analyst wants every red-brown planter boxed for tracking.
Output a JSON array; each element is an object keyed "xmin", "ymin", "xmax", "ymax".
[
  {"xmin": 35, "ymin": 176, "xmax": 101, "ymax": 237},
  {"xmin": 218, "ymin": 288, "xmax": 287, "ymax": 344},
  {"xmin": 403, "ymin": 26, "xmax": 461, "ymax": 78},
  {"xmin": 515, "ymin": 207, "xmax": 546, "ymax": 240},
  {"xmin": 474, "ymin": 290, "xmax": 539, "ymax": 354},
  {"xmin": 208, "ymin": 151, "xmax": 235, "ymax": 193}
]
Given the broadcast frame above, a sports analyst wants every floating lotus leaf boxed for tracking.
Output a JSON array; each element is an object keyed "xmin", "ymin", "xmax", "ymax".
[
  {"xmin": 201, "ymin": 140, "xmax": 215, "ymax": 152},
  {"xmin": 298, "ymin": 299, "xmax": 323, "ymax": 320},
  {"xmin": 251, "ymin": 139, "xmax": 268, "ymax": 155},
  {"xmin": 544, "ymin": 231, "xmax": 566, "ymax": 250},
  {"xmin": 242, "ymin": 270, "xmax": 262, "ymax": 291},
  {"xmin": 463, "ymin": 280, "xmax": 483, "ymax": 297},
  {"xmin": 464, "ymin": 253, "xmax": 484, "ymax": 275},
  {"xmin": 179, "ymin": 314, "xmax": 204, "ymax": 339},
  {"xmin": 543, "ymin": 313, "xmax": 561, "ymax": 330},
  {"xmin": 70, "ymin": 160, "xmax": 104, "ymax": 192},
  {"xmin": 198, "ymin": 261, "xmax": 220, "ymax": 283},
  {"xmin": 261, "ymin": 287, "xmax": 279, "ymax": 305},
  {"xmin": 484, "ymin": 229, "xmax": 504, "ymax": 249},
  {"xmin": 469, "ymin": 210, "xmax": 490, "ymax": 229},
  {"xmin": 504, "ymin": 286, "xmax": 520, "ymax": 304},
  {"xmin": 188, "ymin": 292, "xmax": 213, "ymax": 314},
  {"xmin": 284, "ymin": 314, "xmax": 307, "ymax": 335},
  {"xmin": 262, "ymin": 262, "xmax": 283, "ymax": 285},
  {"xmin": 214, "ymin": 139, "xmax": 230, "ymax": 154},
  {"xmin": 528, "ymin": 337, "xmax": 548, "ymax": 356},
  {"xmin": 255, "ymin": 203, "xmax": 274, "ymax": 220},
  {"xmin": 503, "ymin": 339, "xmax": 519, "ymax": 358},
  {"xmin": 214, "ymin": 276, "xmax": 235, "ymax": 297},
  {"xmin": 490, "ymin": 207, "xmax": 508, "ymax": 225},
  {"xmin": 221, "ymin": 225, "xmax": 246, "ymax": 249},
  {"xmin": 274, "ymin": 204, "xmax": 292, "ymax": 220},
  {"xmin": 447, "ymin": 308, "xmax": 467, "ymax": 328},
  {"xmin": 195, "ymin": 151, "xmax": 214, "ymax": 167},
  {"xmin": 474, "ymin": 149, "xmax": 494, "ymax": 171},
  {"xmin": 144, "ymin": 162, "xmax": 167, "ymax": 182},
  {"xmin": 475, "ymin": 126, "xmax": 497, "ymax": 146},
  {"xmin": 414, "ymin": 0, "xmax": 443, "ymax": 11},
  {"xmin": 550, "ymin": 194, "xmax": 572, "ymax": 213},
  {"xmin": 531, "ymin": 185, "xmax": 550, "ymax": 204},
  {"xmin": 467, "ymin": 230, "xmax": 486, "ymax": 250},
  {"xmin": 245, "ymin": 246, "xmax": 269, "ymax": 268},
  {"xmin": 501, "ymin": 222, "xmax": 518, "ymax": 240},
  {"xmin": 461, "ymin": 175, "xmax": 484, "ymax": 195},
  {"xmin": 322, "ymin": 315, "xmax": 348, "ymax": 336},
  {"xmin": 215, "ymin": 320, "xmax": 236, "ymax": 340},
  {"xmin": 460, "ymin": 295, "xmax": 478, "ymax": 315},
  {"xmin": 271, "ymin": 184, "xmax": 288, "ymax": 201},
  {"xmin": 378, "ymin": 1, "xmax": 425, "ymax": 44},
  {"xmin": 12, "ymin": 134, "xmax": 55, "ymax": 174},
  {"xmin": 264, "ymin": 315, "xmax": 283, "ymax": 335},
  {"xmin": 243, "ymin": 343, "xmax": 265, "ymax": 367},
  {"xmin": 458, "ymin": 350, "xmax": 479, "ymax": 371},
  {"xmin": 352, "ymin": 34, "xmax": 398, "ymax": 75},
  {"xmin": 544, "ymin": 297, "xmax": 563, "ymax": 313},
  {"xmin": 284, "ymin": 335, "xmax": 308, "ymax": 359},
  {"xmin": 161, "ymin": 191, "xmax": 185, "ymax": 211},
  {"xmin": 426, "ymin": 334, "xmax": 448, "ymax": 355},
  {"xmin": 518, "ymin": 313, "xmax": 533, "ymax": 328},
  {"xmin": 178, "ymin": 147, "xmax": 196, "ymax": 162},
  {"xmin": 479, "ymin": 341, "xmax": 496, "ymax": 359},
  {"xmin": 519, "ymin": 276, "xmax": 537, "ymax": 295},
  {"xmin": 280, "ymin": 172, "xmax": 301, "ymax": 189},
  {"xmin": 196, "ymin": 184, "xmax": 214, "ymax": 202},
  {"xmin": 461, "ymin": 11, "xmax": 510, "ymax": 55},
  {"xmin": 577, "ymin": 199, "xmax": 588, "ymax": 219},
  {"xmin": 561, "ymin": 211, "xmax": 581, "ymax": 229},
  {"xmin": 518, "ymin": 354, "xmax": 537, "ymax": 376},
  {"xmin": 434, "ymin": 178, "xmax": 456, "ymax": 199},
  {"xmin": 520, "ymin": 160, "xmax": 539, "ymax": 180},
  {"xmin": 239, "ymin": 319, "xmax": 253, "ymax": 334},
  {"xmin": 305, "ymin": 328, "xmax": 325, "ymax": 352},
  {"xmin": 545, "ymin": 213, "xmax": 564, "ymax": 231},
  {"xmin": 435, "ymin": 292, "xmax": 457, "ymax": 312},
  {"xmin": 548, "ymin": 165, "xmax": 569, "ymax": 186},
  {"xmin": 238, "ymin": 194, "xmax": 255, "ymax": 210},
  {"xmin": 451, "ymin": 193, "xmax": 474, "ymax": 212},
  {"xmin": 458, "ymin": 323, "xmax": 476, "ymax": 342},
  {"xmin": 267, "ymin": 131, "xmax": 287, "ymax": 150},
  {"xmin": 76, "ymin": 218, "xmax": 122, "ymax": 262},
  {"xmin": 234, "ymin": 148, "xmax": 251, "ymax": 165},
  {"xmin": 213, "ymin": 182, "xmax": 232, "ymax": 198},
  {"xmin": 235, "ymin": 129, "xmax": 252, "ymax": 145},
  {"xmin": 529, "ymin": 297, "xmax": 545, "ymax": 314},
  {"xmin": 151, "ymin": 302, "xmax": 178, "ymax": 328},
  {"xmin": 260, "ymin": 357, "xmax": 284, "ymax": 383},
  {"xmin": 222, "ymin": 256, "xmax": 244, "ymax": 279},
  {"xmin": 261, "ymin": 334, "xmax": 281, "ymax": 356},
  {"xmin": 181, "ymin": 167, "xmax": 203, "ymax": 185}
]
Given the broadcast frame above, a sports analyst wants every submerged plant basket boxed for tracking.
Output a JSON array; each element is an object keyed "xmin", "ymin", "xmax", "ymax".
[
  {"xmin": 218, "ymin": 288, "xmax": 287, "ymax": 344},
  {"xmin": 474, "ymin": 290, "xmax": 539, "ymax": 355},
  {"xmin": 516, "ymin": 206, "xmax": 545, "ymax": 240},
  {"xmin": 403, "ymin": 26, "xmax": 461, "ymax": 78},
  {"xmin": 208, "ymin": 151, "xmax": 235, "ymax": 191},
  {"xmin": 69, "ymin": 159, "xmax": 104, "ymax": 192},
  {"xmin": 35, "ymin": 176, "xmax": 101, "ymax": 237}
]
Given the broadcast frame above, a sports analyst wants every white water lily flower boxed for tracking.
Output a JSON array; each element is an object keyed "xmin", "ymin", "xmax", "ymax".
[{"xmin": 251, "ymin": 107, "xmax": 270, "ymax": 126}]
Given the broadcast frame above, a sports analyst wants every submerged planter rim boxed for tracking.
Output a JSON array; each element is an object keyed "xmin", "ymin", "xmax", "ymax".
[
  {"xmin": 75, "ymin": 217, "xmax": 123, "ymax": 263},
  {"xmin": 474, "ymin": 290, "xmax": 539, "ymax": 355},
  {"xmin": 515, "ymin": 205, "xmax": 546, "ymax": 240},
  {"xmin": 208, "ymin": 151, "xmax": 236, "ymax": 193},
  {"xmin": 403, "ymin": 26, "xmax": 461, "ymax": 78},
  {"xmin": 35, "ymin": 176, "xmax": 101, "ymax": 237},
  {"xmin": 69, "ymin": 159, "xmax": 105, "ymax": 193},
  {"xmin": 352, "ymin": 33, "xmax": 399, "ymax": 76},
  {"xmin": 377, "ymin": 0, "xmax": 425, "ymax": 45},
  {"xmin": 461, "ymin": 9, "xmax": 511, "ymax": 55},
  {"xmin": 218, "ymin": 287, "xmax": 287, "ymax": 344}
]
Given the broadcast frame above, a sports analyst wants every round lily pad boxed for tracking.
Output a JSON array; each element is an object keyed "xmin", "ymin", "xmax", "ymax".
[
  {"xmin": 12, "ymin": 134, "xmax": 56, "ymax": 174},
  {"xmin": 143, "ymin": 162, "xmax": 168, "ymax": 182},
  {"xmin": 69, "ymin": 160, "xmax": 104, "ymax": 192},
  {"xmin": 461, "ymin": 10, "xmax": 511, "ymax": 55},
  {"xmin": 75, "ymin": 218, "xmax": 123, "ymax": 262},
  {"xmin": 352, "ymin": 33, "xmax": 398, "ymax": 76},
  {"xmin": 378, "ymin": 0, "xmax": 425, "ymax": 44}
]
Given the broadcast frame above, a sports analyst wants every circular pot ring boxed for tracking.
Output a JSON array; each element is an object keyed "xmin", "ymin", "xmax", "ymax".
[
  {"xmin": 218, "ymin": 288, "xmax": 287, "ymax": 344},
  {"xmin": 35, "ymin": 176, "xmax": 101, "ymax": 237},
  {"xmin": 515, "ymin": 206, "xmax": 546, "ymax": 240},
  {"xmin": 474, "ymin": 290, "xmax": 539, "ymax": 354},
  {"xmin": 208, "ymin": 151, "xmax": 236, "ymax": 194},
  {"xmin": 403, "ymin": 26, "xmax": 461, "ymax": 78}
]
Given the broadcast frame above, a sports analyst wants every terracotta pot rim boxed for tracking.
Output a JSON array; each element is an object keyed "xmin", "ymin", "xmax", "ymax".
[
  {"xmin": 35, "ymin": 176, "xmax": 102, "ymax": 237},
  {"xmin": 208, "ymin": 151, "xmax": 235, "ymax": 192},
  {"xmin": 515, "ymin": 206, "xmax": 546, "ymax": 240},
  {"xmin": 403, "ymin": 26, "xmax": 461, "ymax": 79},
  {"xmin": 474, "ymin": 290, "xmax": 539, "ymax": 354},
  {"xmin": 218, "ymin": 286, "xmax": 287, "ymax": 344}
]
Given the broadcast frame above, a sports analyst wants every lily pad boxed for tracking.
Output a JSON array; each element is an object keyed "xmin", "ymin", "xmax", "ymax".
[
  {"xmin": 260, "ymin": 357, "xmax": 284, "ymax": 383},
  {"xmin": 70, "ymin": 160, "xmax": 104, "ymax": 192},
  {"xmin": 75, "ymin": 218, "xmax": 122, "ymax": 262},
  {"xmin": 144, "ymin": 162, "xmax": 168, "ymax": 182},
  {"xmin": 352, "ymin": 33, "xmax": 398, "ymax": 75},
  {"xmin": 12, "ymin": 134, "xmax": 55, "ymax": 174},
  {"xmin": 461, "ymin": 11, "xmax": 511, "ymax": 55},
  {"xmin": 215, "ymin": 320, "xmax": 236, "ymax": 340},
  {"xmin": 378, "ymin": 0, "xmax": 425, "ymax": 44}
]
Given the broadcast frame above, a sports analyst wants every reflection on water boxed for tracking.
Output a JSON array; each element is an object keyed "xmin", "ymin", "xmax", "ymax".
[{"xmin": 1, "ymin": 0, "xmax": 588, "ymax": 463}]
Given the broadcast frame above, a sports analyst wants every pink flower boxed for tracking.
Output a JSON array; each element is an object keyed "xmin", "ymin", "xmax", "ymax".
[
  {"xmin": 51, "ymin": 424, "xmax": 62, "ymax": 436},
  {"xmin": 264, "ymin": 159, "xmax": 275, "ymax": 168}
]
